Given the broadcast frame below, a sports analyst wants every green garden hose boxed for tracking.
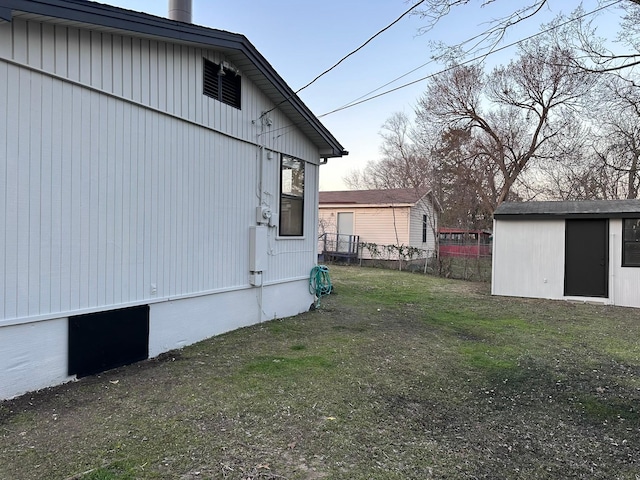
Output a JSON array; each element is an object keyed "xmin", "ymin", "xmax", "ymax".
[{"xmin": 309, "ymin": 265, "xmax": 332, "ymax": 308}]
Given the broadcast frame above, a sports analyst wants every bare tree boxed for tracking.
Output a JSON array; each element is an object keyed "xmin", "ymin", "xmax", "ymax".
[
  {"xmin": 413, "ymin": 0, "xmax": 640, "ymax": 72},
  {"xmin": 343, "ymin": 112, "xmax": 433, "ymax": 190},
  {"xmin": 539, "ymin": 3, "xmax": 640, "ymax": 75},
  {"xmin": 528, "ymin": 115, "xmax": 597, "ymax": 200},
  {"xmin": 589, "ymin": 76, "xmax": 640, "ymax": 198},
  {"xmin": 342, "ymin": 166, "xmax": 374, "ymax": 190},
  {"xmin": 525, "ymin": 70, "xmax": 640, "ymax": 201},
  {"xmin": 416, "ymin": 40, "xmax": 592, "ymax": 212}
]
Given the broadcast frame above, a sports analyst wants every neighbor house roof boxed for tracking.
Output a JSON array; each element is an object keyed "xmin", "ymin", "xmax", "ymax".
[
  {"xmin": 0, "ymin": 0, "xmax": 346, "ymax": 158},
  {"xmin": 494, "ymin": 200, "xmax": 640, "ymax": 219},
  {"xmin": 319, "ymin": 188, "xmax": 431, "ymax": 207}
]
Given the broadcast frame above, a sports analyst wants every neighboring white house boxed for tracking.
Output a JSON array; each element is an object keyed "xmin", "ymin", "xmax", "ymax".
[
  {"xmin": 0, "ymin": 0, "xmax": 345, "ymax": 399},
  {"xmin": 318, "ymin": 189, "xmax": 438, "ymax": 259},
  {"xmin": 492, "ymin": 200, "xmax": 640, "ymax": 308}
]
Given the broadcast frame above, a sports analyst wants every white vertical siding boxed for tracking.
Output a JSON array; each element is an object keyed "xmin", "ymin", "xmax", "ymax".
[
  {"xmin": 54, "ymin": 25, "xmax": 67, "ymax": 77},
  {"xmin": 0, "ymin": 59, "xmax": 319, "ymax": 324},
  {"xmin": 12, "ymin": 19, "xmax": 26, "ymax": 63},
  {"xmin": 262, "ymin": 149, "xmax": 320, "ymax": 282},
  {"xmin": 67, "ymin": 28, "xmax": 80, "ymax": 81},
  {"xmin": 609, "ymin": 219, "xmax": 640, "ymax": 308},
  {"xmin": 0, "ymin": 21, "xmax": 10, "ymax": 58},
  {"xmin": 0, "ymin": 14, "xmax": 328, "ymax": 398},
  {"xmin": 0, "ymin": 17, "xmax": 315, "ymax": 161},
  {"xmin": 491, "ymin": 219, "xmax": 566, "ymax": 299},
  {"xmin": 4, "ymin": 17, "xmax": 323, "ymax": 160},
  {"xmin": 0, "ymin": 16, "xmax": 324, "ymax": 325}
]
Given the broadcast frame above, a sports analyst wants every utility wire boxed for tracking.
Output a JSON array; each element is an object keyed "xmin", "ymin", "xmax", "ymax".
[
  {"xmin": 340, "ymin": 0, "xmax": 547, "ymax": 109},
  {"xmin": 259, "ymin": 0, "xmax": 426, "ymax": 118},
  {"xmin": 319, "ymin": 0, "xmax": 623, "ymax": 118},
  {"xmin": 338, "ymin": 60, "xmax": 435, "ymax": 111},
  {"xmin": 331, "ymin": 1, "xmax": 558, "ymax": 110},
  {"xmin": 294, "ymin": 0, "xmax": 426, "ymax": 95},
  {"xmin": 263, "ymin": 0, "xmax": 622, "ymax": 142}
]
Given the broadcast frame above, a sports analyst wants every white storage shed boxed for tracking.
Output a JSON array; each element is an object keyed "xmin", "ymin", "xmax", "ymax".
[{"xmin": 492, "ymin": 200, "xmax": 640, "ymax": 307}]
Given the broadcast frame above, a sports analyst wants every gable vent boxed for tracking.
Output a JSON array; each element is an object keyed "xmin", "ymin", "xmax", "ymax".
[{"xmin": 203, "ymin": 58, "xmax": 242, "ymax": 109}]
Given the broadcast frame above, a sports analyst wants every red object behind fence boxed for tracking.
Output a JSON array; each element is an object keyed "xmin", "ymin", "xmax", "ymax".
[{"xmin": 438, "ymin": 228, "xmax": 492, "ymax": 258}]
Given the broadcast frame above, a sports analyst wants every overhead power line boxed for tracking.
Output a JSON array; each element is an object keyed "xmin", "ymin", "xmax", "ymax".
[
  {"xmin": 259, "ymin": 0, "xmax": 426, "ymax": 118},
  {"xmin": 318, "ymin": 0, "xmax": 623, "ymax": 118},
  {"xmin": 294, "ymin": 0, "xmax": 426, "ymax": 95},
  {"xmin": 265, "ymin": 0, "xmax": 623, "ymax": 144}
]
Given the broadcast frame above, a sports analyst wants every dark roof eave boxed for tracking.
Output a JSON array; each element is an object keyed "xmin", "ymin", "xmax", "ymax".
[
  {"xmin": 494, "ymin": 200, "xmax": 640, "ymax": 219},
  {"xmin": 321, "ymin": 148, "xmax": 349, "ymax": 159},
  {"xmin": 494, "ymin": 212, "xmax": 640, "ymax": 220},
  {"xmin": 0, "ymin": 5, "xmax": 10, "ymax": 21},
  {"xmin": 2, "ymin": 0, "xmax": 345, "ymax": 157}
]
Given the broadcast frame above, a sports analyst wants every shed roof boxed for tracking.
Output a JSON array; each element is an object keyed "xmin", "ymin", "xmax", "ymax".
[
  {"xmin": 1, "ymin": 0, "xmax": 346, "ymax": 158},
  {"xmin": 319, "ymin": 188, "xmax": 430, "ymax": 206},
  {"xmin": 494, "ymin": 200, "xmax": 640, "ymax": 219}
]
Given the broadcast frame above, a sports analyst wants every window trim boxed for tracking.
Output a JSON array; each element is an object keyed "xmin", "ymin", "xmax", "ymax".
[
  {"xmin": 622, "ymin": 218, "xmax": 640, "ymax": 267},
  {"xmin": 278, "ymin": 155, "xmax": 305, "ymax": 238}
]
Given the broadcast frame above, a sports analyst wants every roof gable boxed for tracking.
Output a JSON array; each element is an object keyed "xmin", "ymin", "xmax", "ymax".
[{"xmin": 1, "ymin": 0, "xmax": 346, "ymax": 158}]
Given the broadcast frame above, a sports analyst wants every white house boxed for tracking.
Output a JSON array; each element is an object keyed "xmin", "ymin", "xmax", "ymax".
[
  {"xmin": 318, "ymin": 188, "xmax": 438, "ymax": 260},
  {"xmin": 492, "ymin": 200, "xmax": 640, "ymax": 308},
  {"xmin": 0, "ymin": 0, "xmax": 346, "ymax": 399}
]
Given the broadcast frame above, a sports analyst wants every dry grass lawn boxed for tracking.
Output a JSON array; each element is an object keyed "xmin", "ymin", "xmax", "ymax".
[{"xmin": 1, "ymin": 265, "xmax": 640, "ymax": 479}]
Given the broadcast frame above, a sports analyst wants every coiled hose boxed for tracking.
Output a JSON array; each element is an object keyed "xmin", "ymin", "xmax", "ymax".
[{"xmin": 309, "ymin": 265, "xmax": 332, "ymax": 308}]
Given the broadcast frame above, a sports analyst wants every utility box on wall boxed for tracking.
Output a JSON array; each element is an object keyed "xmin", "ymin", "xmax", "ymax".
[{"xmin": 249, "ymin": 225, "xmax": 268, "ymax": 285}]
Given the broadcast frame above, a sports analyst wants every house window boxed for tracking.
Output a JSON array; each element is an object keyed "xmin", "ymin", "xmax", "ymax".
[
  {"xmin": 422, "ymin": 214, "xmax": 428, "ymax": 243},
  {"xmin": 203, "ymin": 58, "xmax": 241, "ymax": 109},
  {"xmin": 623, "ymin": 219, "xmax": 640, "ymax": 266},
  {"xmin": 279, "ymin": 155, "xmax": 305, "ymax": 236}
]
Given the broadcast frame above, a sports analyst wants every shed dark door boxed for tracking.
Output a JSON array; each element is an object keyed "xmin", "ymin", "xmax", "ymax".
[{"xmin": 564, "ymin": 219, "xmax": 608, "ymax": 297}]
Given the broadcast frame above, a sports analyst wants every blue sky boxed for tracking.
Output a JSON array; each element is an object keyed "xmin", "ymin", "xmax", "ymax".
[{"xmin": 104, "ymin": 0, "xmax": 624, "ymax": 190}]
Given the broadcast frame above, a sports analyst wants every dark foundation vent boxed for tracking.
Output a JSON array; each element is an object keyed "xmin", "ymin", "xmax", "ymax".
[{"xmin": 68, "ymin": 305, "xmax": 150, "ymax": 378}]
